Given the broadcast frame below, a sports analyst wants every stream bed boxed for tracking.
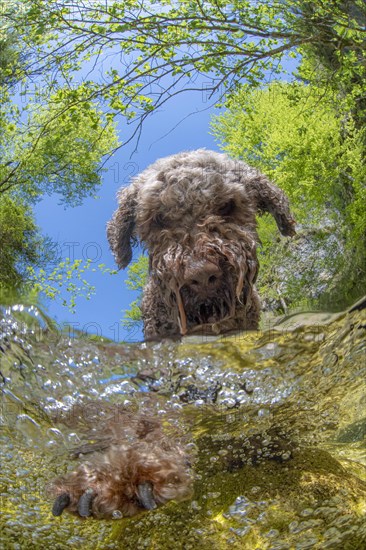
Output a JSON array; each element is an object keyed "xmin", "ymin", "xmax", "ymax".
[{"xmin": 0, "ymin": 299, "xmax": 365, "ymax": 549}]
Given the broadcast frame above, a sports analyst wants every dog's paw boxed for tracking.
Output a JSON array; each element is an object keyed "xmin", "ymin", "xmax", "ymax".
[
  {"xmin": 52, "ymin": 487, "xmax": 95, "ymax": 518},
  {"xmin": 50, "ymin": 469, "xmax": 157, "ymax": 519},
  {"xmin": 49, "ymin": 462, "xmax": 164, "ymax": 519},
  {"xmin": 48, "ymin": 407, "xmax": 194, "ymax": 520},
  {"xmin": 49, "ymin": 446, "xmax": 193, "ymax": 519}
]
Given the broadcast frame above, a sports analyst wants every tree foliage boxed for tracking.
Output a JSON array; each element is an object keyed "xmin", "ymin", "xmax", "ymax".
[
  {"xmin": 4, "ymin": 0, "xmax": 365, "ymax": 147},
  {"xmin": 0, "ymin": 18, "xmax": 119, "ymax": 300},
  {"xmin": 212, "ymin": 81, "xmax": 366, "ymax": 311},
  {"xmin": 0, "ymin": 195, "xmax": 53, "ymax": 292},
  {"xmin": 122, "ymin": 255, "xmax": 149, "ymax": 335},
  {"xmin": 27, "ymin": 259, "xmax": 116, "ymax": 312},
  {"xmin": 212, "ymin": 82, "xmax": 365, "ymax": 233},
  {"xmin": 0, "ymin": 88, "xmax": 119, "ymax": 205}
]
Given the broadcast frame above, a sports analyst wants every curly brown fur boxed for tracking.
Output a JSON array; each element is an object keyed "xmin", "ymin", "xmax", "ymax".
[
  {"xmin": 107, "ymin": 149, "xmax": 295, "ymax": 339},
  {"xmin": 48, "ymin": 408, "xmax": 193, "ymax": 519}
]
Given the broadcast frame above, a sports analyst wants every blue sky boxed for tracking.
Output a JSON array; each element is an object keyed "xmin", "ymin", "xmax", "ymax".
[{"xmin": 34, "ymin": 87, "xmax": 222, "ymax": 342}]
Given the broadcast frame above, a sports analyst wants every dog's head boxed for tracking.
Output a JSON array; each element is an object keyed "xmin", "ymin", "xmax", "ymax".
[{"xmin": 107, "ymin": 150, "xmax": 295, "ymax": 335}]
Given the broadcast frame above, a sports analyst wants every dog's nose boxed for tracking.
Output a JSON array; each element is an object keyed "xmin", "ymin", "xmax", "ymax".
[{"xmin": 183, "ymin": 261, "xmax": 222, "ymax": 293}]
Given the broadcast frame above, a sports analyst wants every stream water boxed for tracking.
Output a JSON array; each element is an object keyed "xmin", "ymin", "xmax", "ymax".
[{"xmin": 0, "ymin": 299, "xmax": 365, "ymax": 549}]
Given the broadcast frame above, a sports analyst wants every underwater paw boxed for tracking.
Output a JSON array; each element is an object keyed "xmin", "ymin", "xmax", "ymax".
[
  {"xmin": 52, "ymin": 487, "xmax": 99, "ymax": 518},
  {"xmin": 49, "ymin": 471, "xmax": 183, "ymax": 519},
  {"xmin": 47, "ymin": 407, "xmax": 194, "ymax": 519}
]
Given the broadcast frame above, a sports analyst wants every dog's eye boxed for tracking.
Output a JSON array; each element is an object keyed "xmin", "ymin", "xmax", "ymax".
[
  {"xmin": 218, "ymin": 199, "xmax": 236, "ymax": 217},
  {"xmin": 153, "ymin": 214, "xmax": 167, "ymax": 228}
]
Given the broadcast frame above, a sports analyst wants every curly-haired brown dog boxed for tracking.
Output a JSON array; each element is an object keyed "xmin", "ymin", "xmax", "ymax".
[
  {"xmin": 49, "ymin": 408, "xmax": 193, "ymax": 519},
  {"xmin": 107, "ymin": 149, "xmax": 296, "ymax": 338}
]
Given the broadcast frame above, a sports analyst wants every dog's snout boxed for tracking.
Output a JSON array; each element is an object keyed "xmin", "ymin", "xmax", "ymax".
[{"xmin": 183, "ymin": 261, "xmax": 222, "ymax": 293}]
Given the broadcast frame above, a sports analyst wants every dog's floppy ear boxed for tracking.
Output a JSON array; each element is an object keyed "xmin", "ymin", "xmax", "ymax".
[
  {"xmin": 107, "ymin": 186, "xmax": 137, "ymax": 269},
  {"xmin": 251, "ymin": 173, "xmax": 296, "ymax": 236}
]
